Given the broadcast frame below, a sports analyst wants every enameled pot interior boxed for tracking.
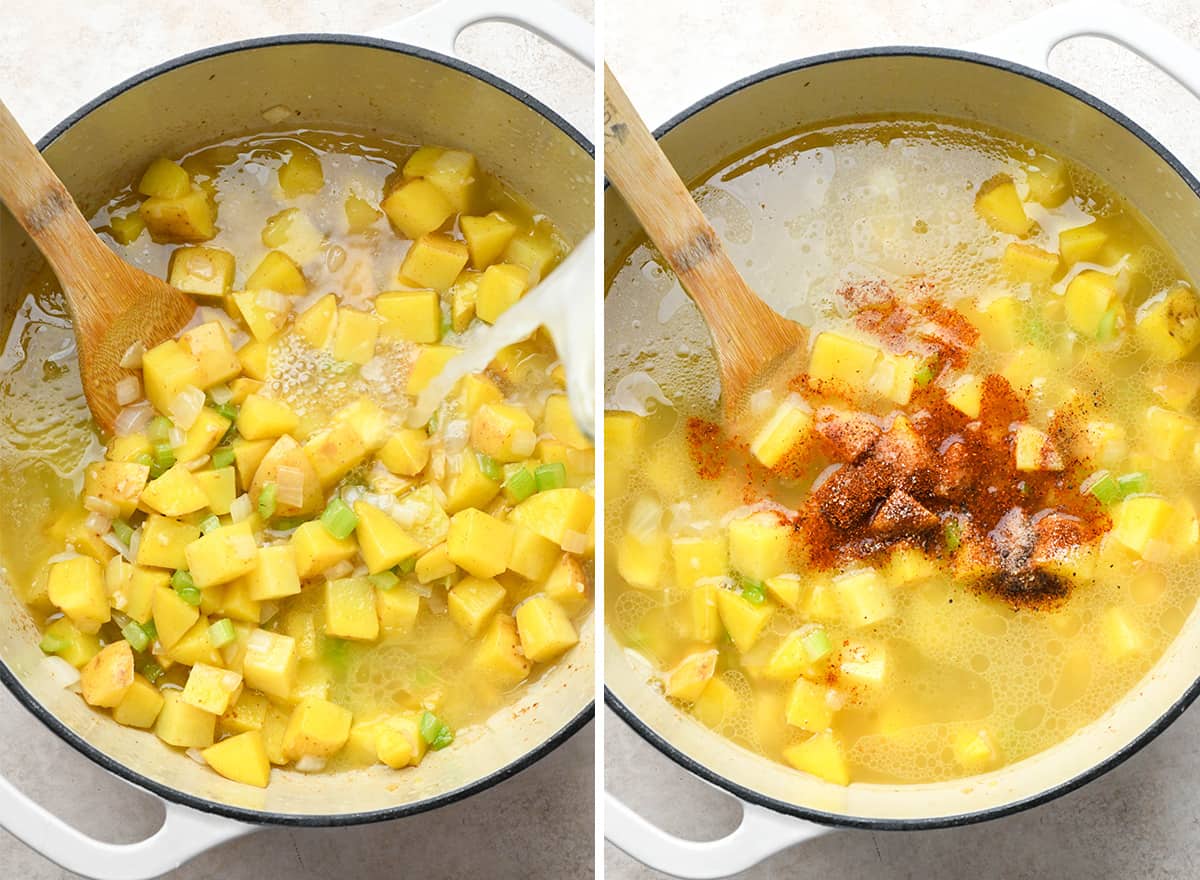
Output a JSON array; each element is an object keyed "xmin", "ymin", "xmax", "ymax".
[
  {"xmin": 0, "ymin": 37, "xmax": 594, "ymax": 822},
  {"xmin": 604, "ymin": 49, "xmax": 1200, "ymax": 826}
]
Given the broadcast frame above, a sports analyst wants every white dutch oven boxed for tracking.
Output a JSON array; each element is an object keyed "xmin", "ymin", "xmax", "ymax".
[
  {"xmin": 604, "ymin": 2, "xmax": 1200, "ymax": 876},
  {"xmin": 0, "ymin": 2, "xmax": 594, "ymax": 877}
]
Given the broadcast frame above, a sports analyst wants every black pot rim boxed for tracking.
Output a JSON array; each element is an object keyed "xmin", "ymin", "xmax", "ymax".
[
  {"xmin": 605, "ymin": 43, "xmax": 1200, "ymax": 832},
  {"xmin": 2, "ymin": 31, "xmax": 593, "ymax": 828}
]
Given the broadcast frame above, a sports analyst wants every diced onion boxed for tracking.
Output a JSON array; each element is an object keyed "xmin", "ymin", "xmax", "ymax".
[
  {"xmin": 294, "ymin": 755, "xmax": 326, "ymax": 773},
  {"xmin": 323, "ymin": 560, "xmax": 354, "ymax": 581},
  {"xmin": 42, "ymin": 656, "xmax": 81, "ymax": 690},
  {"xmin": 749, "ymin": 388, "xmax": 774, "ymax": 416},
  {"xmin": 561, "ymin": 530, "xmax": 588, "ymax": 554},
  {"xmin": 410, "ymin": 582, "xmax": 432, "ymax": 598},
  {"xmin": 84, "ymin": 511, "xmax": 112, "ymax": 535},
  {"xmin": 229, "ymin": 494, "xmax": 253, "ymax": 523},
  {"xmin": 114, "ymin": 401, "xmax": 154, "ymax": 437},
  {"xmin": 276, "ymin": 466, "xmax": 305, "ymax": 508},
  {"xmin": 627, "ymin": 497, "xmax": 663, "ymax": 540},
  {"xmin": 256, "ymin": 289, "xmax": 289, "ymax": 314},
  {"xmin": 259, "ymin": 602, "xmax": 279, "ymax": 624},
  {"xmin": 119, "ymin": 341, "xmax": 145, "ymax": 369},
  {"xmin": 128, "ymin": 528, "xmax": 142, "ymax": 560},
  {"xmin": 429, "ymin": 484, "xmax": 448, "ymax": 509},
  {"xmin": 186, "ymin": 748, "xmax": 207, "ymax": 766},
  {"xmin": 351, "ymin": 563, "xmax": 369, "ymax": 577},
  {"xmin": 182, "ymin": 455, "xmax": 210, "ymax": 472},
  {"xmin": 427, "ymin": 589, "xmax": 447, "ymax": 615},
  {"xmin": 115, "ymin": 376, "xmax": 142, "ymax": 406},
  {"xmin": 511, "ymin": 429, "xmax": 537, "ymax": 457},
  {"xmin": 46, "ymin": 550, "xmax": 81, "ymax": 565},
  {"xmin": 84, "ymin": 495, "xmax": 120, "ymax": 518},
  {"xmin": 169, "ymin": 385, "xmax": 206, "ymax": 431},
  {"xmin": 169, "ymin": 426, "xmax": 187, "ymax": 449},
  {"xmin": 103, "ymin": 533, "xmax": 134, "ymax": 561},
  {"xmin": 208, "ymin": 383, "xmax": 233, "ymax": 405},
  {"xmin": 442, "ymin": 419, "xmax": 469, "ymax": 452}
]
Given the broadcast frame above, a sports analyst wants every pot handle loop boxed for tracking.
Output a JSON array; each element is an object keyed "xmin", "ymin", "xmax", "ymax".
[
  {"xmin": 968, "ymin": 0, "xmax": 1200, "ymax": 98},
  {"xmin": 605, "ymin": 790, "xmax": 831, "ymax": 879},
  {"xmin": 373, "ymin": 0, "xmax": 594, "ymax": 67},
  {"xmin": 0, "ymin": 772, "xmax": 254, "ymax": 880}
]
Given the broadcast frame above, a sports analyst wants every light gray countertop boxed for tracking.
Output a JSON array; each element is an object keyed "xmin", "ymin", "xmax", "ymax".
[
  {"xmin": 0, "ymin": 1, "xmax": 594, "ymax": 877},
  {"xmin": 604, "ymin": 0, "xmax": 1200, "ymax": 877}
]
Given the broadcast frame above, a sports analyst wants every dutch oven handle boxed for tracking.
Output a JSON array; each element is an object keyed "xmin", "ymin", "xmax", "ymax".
[
  {"xmin": 0, "ymin": 773, "xmax": 254, "ymax": 880},
  {"xmin": 605, "ymin": 790, "xmax": 832, "ymax": 879},
  {"xmin": 373, "ymin": 0, "xmax": 595, "ymax": 67},
  {"xmin": 967, "ymin": 0, "xmax": 1200, "ymax": 97}
]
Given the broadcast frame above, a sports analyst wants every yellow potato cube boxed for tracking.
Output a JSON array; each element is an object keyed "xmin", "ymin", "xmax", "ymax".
[
  {"xmin": 687, "ymin": 585, "xmax": 719, "ymax": 644},
  {"xmin": 382, "ymin": 178, "xmax": 454, "ymax": 239},
  {"xmin": 406, "ymin": 344, "xmax": 462, "ymax": 395},
  {"xmin": 665, "ymin": 649, "xmax": 718, "ymax": 702},
  {"xmin": 344, "ymin": 194, "xmax": 382, "ymax": 233},
  {"xmin": 378, "ymin": 429, "xmax": 429, "ymax": 476},
  {"xmin": 140, "ymin": 464, "xmax": 209, "ymax": 517},
  {"xmin": 142, "ymin": 340, "xmax": 202, "ymax": 414},
  {"xmin": 245, "ymin": 544, "xmax": 301, "ymax": 601},
  {"xmin": 237, "ymin": 394, "xmax": 299, "ymax": 441},
  {"xmin": 182, "ymin": 663, "xmax": 244, "ymax": 715},
  {"xmin": 168, "ymin": 247, "xmax": 235, "ymax": 298},
  {"xmin": 294, "ymin": 293, "xmax": 338, "ymax": 349},
  {"xmin": 1135, "ymin": 285, "xmax": 1200, "ymax": 362},
  {"xmin": 220, "ymin": 690, "xmax": 270, "ymax": 734},
  {"xmin": 543, "ymin": 553, "xmax": 589, "ymax": 615},
  {"xmin": 283, "ymin": 697, "xmax": 352, "ymax": 760},
  {"xmin": 112, "ymin": 675, "xmax": 165, "ymax": 728},
  {"xmin": 415, "ymin": 542, "xmax": 456, "ymax": 584},
  {"xmin": 185, "ymin": 521, "xmax": 259, "ymax": 588},
  {"xmin": 1112, "ymin": 495, "xmax": 1176, "ymax": 557},
  {"xmin": 232, "ymin": 437, "xmax": 274, "ymax": 488},
  {"xmin": 443, "ymin": 448, "xmax": 501, "ymax": 514},
  {"xmin": 515, "ymin": 595, "xmax": 578, "ymax": 662},
  {"xmin": 153, "ymin": 584, "xmax": 201, "ymax": 649},
  {"xmin": 291, "ymin": 521, "xmax": 357, "ymax": 579},
  {"xmin": 1059, "ymin": 223, "xmax": 1108, "ymax": 265},
  {"xmin": 377, "ymin": 289, "xmax": 442, "ymax": 344},
  {"xmin": 375, "ymin": 723, "xmax": 415, "ymax": 769},
  {"xmin": 461, "ymin": 211, "xmax": 517, "ymax": 269},
  {"xmin": 807, "ymin": 331, "xmax": 881, "ymax": 393},
  {"xmin": 1013, "ymin": 423, "xmax": 1064, "ymax": 471},
  {"xmin": 1002, "ymin": 242, "xmax": 1059, "ymax": 283},
  {"xmin": 231, "ymin": 290, "xmax": 291, "ymax": 342},
  {"xmin": 694, "ymin": 677, "xmax": 741, "ymax": 730},
  {"xmin": 278, "ymin": 144, "xmax": 324, "ymax": 197},
  {"xmin": 543, "ymin": 394, "xmax": 591, "ymax": 450},
  {"xmin": 509, "ymin": 488, "xmax": 594, "ymax": 548},
  {"xmin": 399, "ymin": 233, "xmax": 470, "ymax": 292},
  {"xmin": 303, "ymin": 423, "xmax": 369, "ymax": 487},
  {"xmin": 333, "ymin": 308, "xmax": 380, "ymax": 365},
  {"xmin": 108, "ymin": 433, "xmax": 152, "ymax": 463},
  {"xmin": 236, "ymin": 340, "xmax": 270, "ymax": 381},
  {"xmin": 459, "ymin": 374, "xmax": 503, "ymax": 416},
  {"xmin": 471, "ymin": 403, "xmax": 536, "ymax": 462},
  {"xmin": 447, "ymin": 508, "xmax": 514, "ymax": 578},
  {"xmin": 228, "ymin": 377, "xmax": 262, "ymax": 405},
  {"xmin": 974, "ymin": 174, "xmax": 1032, "ymax": 236},
  {"xmin": 376, "ymin": 587, "xmax": 421, "ymax": 633},
  {"xmin": 617, "ymin": 526, "xmax": 667, "ymax": 590},
  {"xmin": 108, "ymin": 210, "xmax": 145, "ymax": 245},
  {"xmin": 324, "ymin": 577, "xmax": 380, "ymax": 641},
  {"xmin": 353, "ymin": 502, "xmax": 422, "ymax": 574},
  {"xmin": 1024, "ymin": 154, "xmax": 1070, "ymax": 207},
  {"xmin": 448, "ymin": 576, "xmax": 507, "ymax": 636},
  {"xmin": 261, "ymin": 208, "xmax": 323, "ymax": 264},
  {"xmin": 475, "ymin": 263, "xmax": 530, "ymax": 324},
  {"xmin": 47, "ymin": 556, "xmax": 109, "ymax": 634},
  {"xmin": 786, "ymin": 677, "xmax": 834, "ymax": 732},
  {"xmin": 202, "ymin": 730, "xmax": 271, "ymax": 788},
  {"xmin": 473, "ymin": 613, "xmax": 531, "ymax": 685},
  {"xmin": 245, "ymin": 250, "xmax": 307, "ymax": 296},
  {"xmin": 180, "ymin": 322, "xmax": 242, "ymax": 388},
  {"xmin": 502, "ymin": 227, "xmax": 561, "ymax": 282},
  {"xmin": 140, "ymin": 190, "xmax": 215, "ymax": 243},
  {"xmin": 1102, "ymin": 606, "xmax": 1145, "ymax": 658},
  {"xmin": 79, "ymin": 641, "xmax": 134, "ymax": 707},
  {"xmin": 156, "ymin": 689, "xmax": 217, "ymax": 748},
  {"xmin": 195, "ymin": 468, "xmax": 236, "ymax": 516},
  {"xmin": 764, "ymin": 573, "xmax": 802, "ymax": 610},
  {"xmin": 669, "ymin": 534, "xmax": 727, "ymax": 591},
  {"xmin": 728, "ymin": 513, "xmax": 790, "ymax": 581},
  {"xmin": 1146, "ymin": 406, "xmax": 1197, "ymax": 461},
  {"xmin": 174, "ymin": 408, "xmax": 232, "ymax": 465},
  {"xmin": 139, "ymin": 157, "xmax": 191, "ymax": 199},
  {"xmin": 834, "ymin": 567, "xmax": 894, "ymax": 627},
  {"xmin": 508, "ymin": 525, "xmax": 560, "ymax": 581},
  {"xmin": 423, "ymin": 149, "xmax": 478, "ymax": 212},
  {"xmin": 952, "ymin": 727, "xmax": 1002, "ymax": 773},
  {"xmin": 946, "ymin": 374, "xmax": 984, "ymax": 419},
  {"xmin": 242, "ymin": 628, "xmax": 298, "ymax": 699},
  {"xmin": 783, "ymin": 731, "xmax": 850, "ymax": 785},
  {"xmin": 41, "ymin": 617, "xmax": 100, "ymax": 668},
  {"xmin": 715, "ymin": 589, "xmax": 775, "ymax": 653},
  {"xmin": 84, "ymin": 460, "xmax": 149, "ymax": 519},
  {"xmin": 750, "ymin": 394, "xmax": 812, "ymax": 468},
  {"xmin": 1064, "ymin": 270, "xmax": 1120, "ymax": 338}
]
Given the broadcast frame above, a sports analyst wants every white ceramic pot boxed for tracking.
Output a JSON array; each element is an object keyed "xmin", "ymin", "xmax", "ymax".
[
  {"xmin": 0, "ymin": 2, "xmax": 594, "ymax": 877},
  {"xmin": 603, "ymin": 2, "xmax": 1200, "ymax": 876}
]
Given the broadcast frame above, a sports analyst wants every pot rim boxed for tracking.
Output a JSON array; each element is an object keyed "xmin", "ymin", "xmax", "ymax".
[
  {"xmin": 604, "ymin": 43, "xmax": 1200, "ymax": 831},
  {"xmin": 2, "ymin": 31, "xmax": 594, "ymax": 827}
]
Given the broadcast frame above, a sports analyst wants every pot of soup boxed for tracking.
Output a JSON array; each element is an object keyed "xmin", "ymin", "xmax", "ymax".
[
  {"xmin": 0, "ymin": 2, "xmax": 595, "ymax": 877},
  {"xmin": 604, "ymin": 2, "xmax": 1200, "ymax": 876}
]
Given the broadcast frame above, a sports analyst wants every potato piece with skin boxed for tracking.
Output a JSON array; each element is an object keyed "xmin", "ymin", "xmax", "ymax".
[
  {"xmin": 474, "ymin": 613, "xmax": 531, "ymax": 685},
  {"xmin": 448, "ymin": 576, "xmax": 507, "ymax": 636},
  {"xmin": 461, "ymin": 211, "xmax": 517, "ymax": 269},
  {"xmin": 665, "ymin": 649, "xmax": 718, "ymax": 702},
  {"xmin": 80, "ymin": 641, "xmax": 134, "ymax": 708},
  {"xmin": 84, "ymin": 460, "xmax": 149, "ymax": 519},
  {"xmin": 1135, "ymin": 285, "xmax": 1200, "ymax": 361},
  {"xmin": 140, "ymin": 190, "xmax": 215, "ymax": 243},
  {"xmin": 250, "ymin": 435, "xmax": 323, "ymax": 517},
  {"xmin": 514, "ymin": 595, "xmax": 578, "ymax": 662},
  {"xmin": 471, "ymin": 403, "xmax": 536, "ymax": 462},
  {"xmin": 278, "ymin": 144, "xmax": 324, "ymax": 198},
  {"xmin": 382, "ymin": 178, "xmax": 454, "ymax": 239},
  {"xmin": 508, "ymin": 525, "xmax": 560, "ymax": 581},
  {"xmin": 232, "ymin": 437, "xmax": 274, "ymax": 488},
  {"xmin": 168, "ymin": 247, "xmax": 235, "ymax": 298},
  {"xmin": 399, "ymin": 233, "xmax": 470, "ymax": 291},
  {"xmin": 1064, "ymin": 270, "xmax": 1120, "ymax": 339},
  {"xmin": 156, "ymin": 689, "xmax": 217, "ymax": 749},
  {"xmin": 48, "ymin": 556, "xmax": 109, "ymax": 634},
  {"xmin": 974, "ymin": 174, "xmax": 1031, "ymax": 236},
  {"xmin": 203, "ymin": 730, "xmax": 272, "ymax": 788},
  {"xmin": 283, "ymin": 697, "xmax": 352, "ymax": 760},
  {"xmin": 543, "ymin": 553, "xmax": 589, "ymax": 615}
]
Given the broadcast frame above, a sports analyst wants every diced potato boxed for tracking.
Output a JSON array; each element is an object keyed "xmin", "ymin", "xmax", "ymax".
[
  {"xmin": 153, "ymin": 584, "xmax": 201, "ymax": 649},
  {"xmin": 217, "ymin": 579, "xmax": 261, "ymax": 625},
  {"xmin": 974, "ymin": 174, "xmax": 1031, "ymax": 236},
  {"xmin": 952, "ymin": 727, "xmax": 1001, "ymax": 773},
  {"xmin": 1024, "ymin": 154, "xmax": 1070, "ymax": 207},
  {"xmin": 1135, "ymin": 285, "xmax": 1200, "ymax": 361},
  {"xmin": 377, "ymin": 289, "xmax": 442, "ymax": 344},
  {"xmin": 399, "ymin": 234, "xmax": 470, "ymax": 291},
  {"xmin": 169, "ymin": 247, "xmax": 236, "ymax": 298},
  {"xmin": 142, "ymin": 340, "xmax": 202, "ymax": 414},
  {"xmin": 807, "ymin": 331, "xmax": 881, "ymax": 393},
  {"xmin": 1064, "ymin": 270, "xmax": 1120, "ymax": 338},
  {"xmin": 376, "ymin": 587, "xmax": 420, "ymax": 633},
  {"xmin": 283, "ymin": 697, "xmax": 352, "ymax": 759},
  {"xmin": 422, "ymin": 149, "xmax": 478, "ymax": 213},
  {"xmin": 834, "ymin": 568, "xmax": 894, "ymax": 627},
  {"xmin": 502, "ymin": 227, "xmax": 561, "ymax": 282},
  {"xmin": 447, "ymin": 509, "xmax": 513, "ymax": 578},
  {"xmin": 728, "ymin": 513, "xmax": 790, "ymax": 581},
  {"xmin": 278, "ymin": 144, "xmax": 324, "ymax": 198},
  {"xmin": 378, "ymin": 429, "xmax": 429, "ymax": 476},
  {"xmin": 1102, "ymin": 606, "xmax": 1145, "ymax": 658},
  {"xmin": 232, "ymin": 437, "xmax": 274, "ymax": 488},
  {"xmin": 382, "ymin": 178, "xmax": 454, "ymax": 239},
  {"xmin": 665, "ymin": 649, "xmax": 718, "ymax": 702},
  {"xmin": 245, "ymin": 250, "xmax": 307, "ymax": 296},
  {"xmin": 764, "ymin": 573, "xmax": 802, "ymax": 610},
  {"xmin": 381, "ymin": 713, "xmax": 428, "ymax": 767},
  {"xmin": 764, "ymin": 626, "xmax": 827, "ymax": 680},
  {"xmin": 508, "ymin": 525, "xmax": 560, "ymax": 581},
  {"xmin": 242, "ymin": 628, "xmax": 298, "ymax": 699},
  {"xmin": 139, "ymin": 158, "xmax": 191, "ymax": 199},
  {"xmin": 80, "ymin": 641, "xmax": 134, "ymax": 707},
  {"xmin": 156, "ymin": 689, "xmax": 216, "ymax": 748},
  {"xmin": 782, "ymin": 731, "xmax": 849, "ymax": 785},
  {"xmin": 617, "ymin": 528, "xmax": 667, "ymax": 590},
  {"xmin": 461, "ymin": 211, "xmax": 517, "ymax": 269},
  {"xmin": 715, "ymin": 589, "xmax": 775, "ymax": 653},
  {"xmin": 1112, "ymin": 495, "xmax": 1175, "ymax": 557},
  {"xmin": 671, "ymin": 535, "xmax": 727, "ymax": 590},
  {"xmin": 185, "ymin": 521, "xmax": 259, "ymax": 588},
  {"xmin": 946, "ymin": 374, "xmax": 984, "ymax": 419},
  {"xmin": 303, "ymin": 423, "xmax": 369, "ymax": 486},
  {"xmin": 1003, "ymin": 242, "xmax": 1059, "ymax": 283},
  {"xmin": 475, "ymin": 263, "xmax": 530, "ymax": 324},
  {"xmin": 693, "ymin": 677, "xmax": 741, "ymax": 729},
  {"xmin": 471, "ymin": 403, "xmax": 536, "ymax": 462},
  {"xmin": 474, "ymin": 613, "xmax": 532, "ymax": 685},
  {"xmin": 203, "ymin": 730, "xmax": 271, "ymax": 788},
  {"xmin": 443, "ymin": 448, "xmax": 501, "ymax": 514},
  {"xmin": 543, "ymin": 553, "xmax": 589, "ymax": 615},
  {"xmin": 47, "ymin": 556, "xmax": 109, "ymax": 634},
  {"xmin": 236, "ymin": 340, "xmax": 270, "ymax": 381},
  {"xmin": 112, "ymin": 675, "xmax": 165, "ymax": 728},
  {"xmin": 84, "ymin": 460, "xmax": 149, "ymax": 519},
  {"xmin": 249, "ymin": 435, "xmax": 323, "ymax": 516},
  {"xmin": 785, "ymin": 677, "xmax": 834, "ymax": 732},
  {"xmin": 415, "ymin": 542, "xmax": 456, "ymax": 584},
  {"xmin": 237, "ymin": 394, "xmax": 299, "ymax": 441},
  {"xmin": 260, "ymin": 208, "xmax": 323, "ymax": 264},
  {"xmin": 515, "ymin": 594, "xmax": 578, "ymax": 662},
  {"xmin": 406, "ymin": 344, "xmax": 462, "ymax": 395},
  {"xmin": 41, "ymin": 617, "xmax": 100, "ymax": 668},
  {"xmin": 448, "ymin": 576, "xmax": 507, "ymax": 636},
  {"xmin": 220, "ymin": 690, "xmax": 270, "ymax": 734},
  {"xmin": 291, "ymin": 521, "xmax": 358, "ymax": 579},
  {"xmin": 510, "ymin": 488, "xmax": 594, "ymax": 548},
  {"xmin": 333, "ymin": 308, "xmax": 380, "ymax": 365},
  {"xmin": 180, "ymin": 322, "xmax": 242, "ymax": 388},
  {"xmin": 140, "ymin": 190, "xmax": 215, "ymax": 243},
  {"xmin": 140, "ymin": 463, "xmax": 209, "ymax": 516},
  {"xmin": 325, "ymin": 577, "xmax": 380, "ymax": 641},
  {"xmin": 750, "ymin": 394, "xmax": 812, "ymax": 468},
  {"xmin": 294, "ymin": 293, "xmax": 338, "ymax": 349},
  {"xmin": 108, "ymin": 210, "xmax": 145, "ymax": 245},
  {"xmin": 353, "ymin": 502, "xmax": 422, "ymax": 574},
  {"xmin": 108, "ymin": 433, "xmax": 152, "ymax": 463},
  {"xmin": 344, "ymin": 194, "xmax": 382, "ymax": 233},
  {"xmin": 231, "ymin": 290, "xmax": 291, "ymax": 342},
  {"xmin": 976, "ymin": 295, "xmax": 1022, "ymax": 351},
  {"xmin": 1013, "ymin": 423, "xmax": 1064, "ymax": 471},
  {"xmin": 867, "ymin": 352, "xmax": 922, "ymax": 405},
  {"xmin": 245, "ymin": 545, "xmax": 301, "ymax": 601},
  {"xmin": 175, "ymin": 408, "xmax": 233, "ymax": 465},
  {"xmin": 1059, "ymin": 223, "xmax": 1108, "ymax": 265},
  {"xmin": 839, "ymin": 641, "xmax": 888, "ymax": 685},
  {"xmin": 685, "ymin": 584, "xmax": 720, "ymax": 643},
  {"xmin": 182, "ymin": 663, "xmax": 244, "ymax": 715},
  {"xmin": 1145, "ymin": 406, "xmax": 1197, "ymax": 461}
]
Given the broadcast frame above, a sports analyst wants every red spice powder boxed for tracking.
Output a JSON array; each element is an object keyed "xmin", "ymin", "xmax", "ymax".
[{"xmin": 685, "ymin": 417, "xmax": 731, "ymax": 480}]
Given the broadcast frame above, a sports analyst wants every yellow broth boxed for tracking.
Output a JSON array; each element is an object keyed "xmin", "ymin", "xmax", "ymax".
[
  {"xmin": 2, "ymin": 130, "xmax": 594, "ymax": 787},
  {"xmin": 605, "ymin": 116, "xmax": 1200, "ymax": 785}
]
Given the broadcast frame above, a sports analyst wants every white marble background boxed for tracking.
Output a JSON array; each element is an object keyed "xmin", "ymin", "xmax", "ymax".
[
  {"xmin": 0, "ymin": 1, "xmax": 595, "ymax": 878},
  {"xmin": 605, "ymin": 0, "xmax": 1200, "ymax": 878}
]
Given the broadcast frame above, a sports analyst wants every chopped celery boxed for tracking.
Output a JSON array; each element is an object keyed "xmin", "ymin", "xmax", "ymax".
[
  {"xmin": 944, "ymin": 517, "xmax": 962, "ymax": 552},
  {"xmin": 534, "ymin": 462, "xmax": 567, "ymax": 492},
  {"xmin": 396, "ymin": 556, "xmax": 417, "ymax": 575},
  {"xmin": 211, "ymin": 446, "xmax": 236, "ymax": 469},
  {"xmin": 152, "ymin": 442, "xmax": 176, "ymax": 472},
  {"xmin": 1096, "ymin": 305, "xmax": 1120, "ymax": 342},
  {"xmin": 207, "ymin": 618, "xmax": 236, "ymax": 648},
  {"xmin": 147, "ymin": 415, "xmax": 172, "ymax": 445},
  {"xmin": 172, "ymin": 570, "xmax": 201, "ymax": 606},
  {"xmin": 1117, "ymin": 472, "xmax": 1149, "ymax": 497},
  {"xmin": 111, "ymin": 519, "xmax": 134, "ymax": 546},
  {"xmin": 121, "ymin": 619, "xmax": 153, "ymax": 652},
  {"xmin": 321, "ymin": 497, "xmax": 357, "ymax": 540},
  {"xmin": 740, "ymin": 577, "xmax": 766, "ymax": 604},
  {"xmin": 368, "ymin": 570, "xmax": 400, "ymax": 590},
  {"xmin": 139, "ymin": 659, "xmax": 165, "ymax": 684},
  {"xmin": 503, "ymin": 467, "xmax": 537, "ymax": 502},
  {"xmin": 914, "ymin": 363, "xmax": 935, "ymax": 387},
  {"xmin": 272, "ymin": 515, "xmax": 309, "ymax": 531},
  {"xmin": 801, "ymin": 627, "xmax": 832, "ymax": 662},
  {"xmin": 1086, "ymin": 471, "xmax": 1122, "ymax": 505},
  {"xmin": 199, "ymin": 514, "xmax": 221, "ymax": 535},
  {"xmin": 258, "ymin": 482, "xmax": 277, "ymax": 520},
  {"xmin": 142, "ymin": 620, "xmax": 157, "ymax": 642},
  {"xmin": 39, "ymin": 632, "xmax": 71, "ymax": 655},
  {"xmin": 419, "ymin": 710, "xmax": 454, "ymax": 750},
  {"xmin": 134, "ymin": 452, "xmax": 155, "ymax": 469},
  {"xmin": 214, "ymin": 402, "xmax": 239, "ymax": 422},
  {"xmin": 475, "ymin": 451, "xmax": 502, "ymax": 482}
]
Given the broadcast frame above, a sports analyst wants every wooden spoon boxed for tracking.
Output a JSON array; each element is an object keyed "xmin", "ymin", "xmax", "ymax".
[
  {"xmin": 603, "ymin": 65, "xmax": 806, "ymax": 413},
  {"xmin": 0, "ymin": 98, "xmax": 196, "ymax": 434}
]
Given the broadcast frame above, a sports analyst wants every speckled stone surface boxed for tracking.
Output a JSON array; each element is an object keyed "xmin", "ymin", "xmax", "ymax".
[
  {"xmin": 0, "ymin": 1, "xmax": 594, "ymax": 878},
  {"xmin": 604, "ymin": 1, "xmax": 1200, "ymax": 878}
]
